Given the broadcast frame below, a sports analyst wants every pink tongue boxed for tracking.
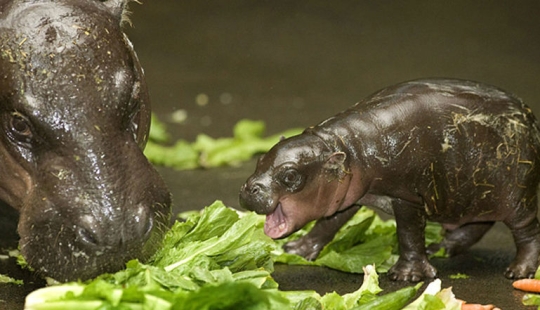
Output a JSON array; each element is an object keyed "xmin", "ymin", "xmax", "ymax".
[{"xmin": 264, "ymin": 204, "xmax": 288, "ymax": 239}]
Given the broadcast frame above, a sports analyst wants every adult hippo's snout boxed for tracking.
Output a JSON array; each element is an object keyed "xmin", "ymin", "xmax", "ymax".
[
  {"xmin": 17, "ymin": 138, "xmax": 171, "ymax": 281},
  {"xmin": 0, "ymin": 0, "xmax": 172, "ymax": 281}
]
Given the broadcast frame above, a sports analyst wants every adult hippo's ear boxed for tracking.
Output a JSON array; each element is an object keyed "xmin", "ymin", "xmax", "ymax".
[{"xmin": 98, "ymin": 0, "xmax": 131, "ymax": 24}]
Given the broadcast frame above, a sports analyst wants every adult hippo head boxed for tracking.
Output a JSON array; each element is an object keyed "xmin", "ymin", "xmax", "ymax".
[{"xmin": 0, "ymin": 0, "xmax": 171, "ymax": 281}]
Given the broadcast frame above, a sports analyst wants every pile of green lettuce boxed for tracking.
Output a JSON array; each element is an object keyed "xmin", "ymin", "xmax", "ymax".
[
  {"xmin": 25, "ymin": 201, "xmax": 460, "ymax": 310},
  {"xmin": 144, "ymin": 116, "xmax": 302, "ymax": 170},
  {"xmin": 273, "ymin": 207, "xmax": 445, "ymax": 274}
]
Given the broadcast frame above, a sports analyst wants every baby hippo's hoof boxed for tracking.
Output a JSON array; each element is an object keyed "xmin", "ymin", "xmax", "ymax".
[
  {"xmin": 283, "ymin": 236, "xmax": 325, "ymax": 261},
  {"xmin": 388, "ymin": 259, "xmax": 438, "ymax": 282},
  {"xmin": 504, "ymin": 263, "xmax": 537, "ymax": 279},
  {"xmin": 504, "ymin": 245, "xmax": 540, "ymax": 279}
]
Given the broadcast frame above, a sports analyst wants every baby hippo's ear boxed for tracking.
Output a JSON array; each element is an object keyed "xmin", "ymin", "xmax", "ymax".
[{"xmin": 323, "ymin": 152, "xmax": 346, "ymax": 170}]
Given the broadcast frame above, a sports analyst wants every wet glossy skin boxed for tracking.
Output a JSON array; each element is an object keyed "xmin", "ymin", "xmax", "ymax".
[
  {"xmin": 0, "ymin": 0, "xmax": 171, "ymax": 281},
  {"xmin": 240, "ymin": 78, "xmax": 540, "ymax": 281}
]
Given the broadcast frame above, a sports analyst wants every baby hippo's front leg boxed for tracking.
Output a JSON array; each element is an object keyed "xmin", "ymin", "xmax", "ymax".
[
  {"xmin": 283, "ymin": 206, "xmax": 360, "ymax": 260},
  {"xmin": 389, "ymin": 201, "xmax": 437, "ymax": 282}
]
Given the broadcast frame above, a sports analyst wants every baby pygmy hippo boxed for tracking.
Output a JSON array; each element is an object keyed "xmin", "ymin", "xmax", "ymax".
[{"xmin": 239, "ymin": 78, "xmax": 540, "ymax": 281}]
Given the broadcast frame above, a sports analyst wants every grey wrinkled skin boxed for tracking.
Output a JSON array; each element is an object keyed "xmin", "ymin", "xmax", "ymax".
[
  {"xmin": 0, "ymin": 0, "xmax": 171, "ymax": 281},
  {"xmin": 240, "ymin": 78, "xmax": 540, "ymax": 282}
]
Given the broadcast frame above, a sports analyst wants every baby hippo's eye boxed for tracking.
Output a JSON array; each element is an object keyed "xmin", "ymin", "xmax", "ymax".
[
  {"xmin": 283, "ymin": 169, "xmax": 298, "ymax": 183},
  {"xmin": 279, "ymin": 168, "xmax": 304, "ymax": 191}
]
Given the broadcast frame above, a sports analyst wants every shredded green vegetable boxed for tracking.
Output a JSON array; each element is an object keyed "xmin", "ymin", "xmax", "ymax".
[
  {"xmin": 521, "ymin": 265, "xmax": 540, "ymax": 307},
  {"xmin": 24, "ymin": 201, "xmax": 457, "ymax": 310},
  {"xmin": 273, "ymin": 208, "xmax": 443, "ymax": 274},
  {"xmin": 0, "ymin": 273, "xmax": 23, "ymax": 285},
  {"xmin": 449, "ymin": 273, "xmax": 470, "ymax": 280},
  {"xmin": 145, "ymin": 116, "xmax": 303, "ymax": 170}
]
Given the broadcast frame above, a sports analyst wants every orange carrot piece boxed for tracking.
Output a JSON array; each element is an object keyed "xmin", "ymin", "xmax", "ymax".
[{"xmin": 513, "ymin": 278, "xmax": 540, "ymax": 293}]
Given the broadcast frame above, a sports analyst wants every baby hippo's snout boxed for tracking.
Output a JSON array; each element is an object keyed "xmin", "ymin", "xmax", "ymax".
[
  {"xmin": 239, "ymin": 179, "xmax": 273, "ymax": 215},
  {"xmin": 242, "ymin": 182, "xmax": 261, "ymax": 196}
]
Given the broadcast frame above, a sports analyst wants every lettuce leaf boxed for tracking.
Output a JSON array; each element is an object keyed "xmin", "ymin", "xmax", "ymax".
[
  {"xmin": 25, "ymin": 202, "xmax": 289, "ymax": 309},
  {"xmin": 521, "ymin": 265, "xmax": 540, "ymax": 307},
  {"xmin": 273, "ymin": 206, "xmax": 444, "ymax": 275},
  {"xmin": 0, "ymin": 273, "xmax": 23, "ymax": 285},
  {"xmin": 24, "ymin": 201, "xmax": 453, "ymax": 310},
  {"xmin": 145, "ymin": 117, "xmax": 302, "ymax": 170},
  {"xmin": 403, "ymin": 279, "xmax": 462, "ymax": 310},
  {"xmin": 148, "ymin": 114, "xmax": 171, "ymax": 143}
]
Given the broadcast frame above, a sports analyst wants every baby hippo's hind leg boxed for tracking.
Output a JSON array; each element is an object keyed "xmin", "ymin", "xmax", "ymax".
[
  {"xmin": 504, "ymin": 197, "xmax": 540, "ymax": 279},
  {"xmin": 427, "ymin": 222, "xmax": 495, "ymax": 257},
  {"xmin": 283, "ymin": 205, "xmax": 360, "ymax": 260}
]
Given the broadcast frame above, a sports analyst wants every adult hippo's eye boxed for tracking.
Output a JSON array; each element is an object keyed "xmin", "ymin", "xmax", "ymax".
[
  {"xmin": 8, "ymin": 112, "xmax": 34, "ymax": 145},
  {"xmin": 124, "ymin": 101, "xmax": 141, "ymax": 143},
  {"xmin": 129, "ymin": 110, "xmax": 140, "ymax": 137},
  {"xmin": 279, "ymin": 168, "xmax": 304, "ymax": 191},
  {"xmin": 127, "ymin": 82, "xmax": 145, "ymax": 145}
]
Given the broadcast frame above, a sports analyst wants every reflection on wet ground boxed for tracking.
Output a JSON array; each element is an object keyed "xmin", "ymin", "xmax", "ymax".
[{"xmin": 2, "ymin": 1, "xmax": 540, "ymax": 308}]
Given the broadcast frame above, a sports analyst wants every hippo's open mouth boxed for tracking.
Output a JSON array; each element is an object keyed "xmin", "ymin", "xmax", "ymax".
[{"xmin": 264, "ymin": 203, "xmax": 289, "ymax": 239}]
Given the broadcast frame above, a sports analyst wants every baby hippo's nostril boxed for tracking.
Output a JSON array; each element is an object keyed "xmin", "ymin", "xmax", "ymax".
[
  {"xmin": 241, "ymin": 180, "xmax": 265, "ymax": 196},
  {"xmin": 250, "ymin": 184, "xmax": 261, "ymax": 195}
]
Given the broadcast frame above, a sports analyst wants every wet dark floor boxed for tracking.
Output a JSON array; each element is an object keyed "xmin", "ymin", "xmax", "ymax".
[{"xmin": 2, "ymin": 0, "xmax": 540, "ymax": 308}]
